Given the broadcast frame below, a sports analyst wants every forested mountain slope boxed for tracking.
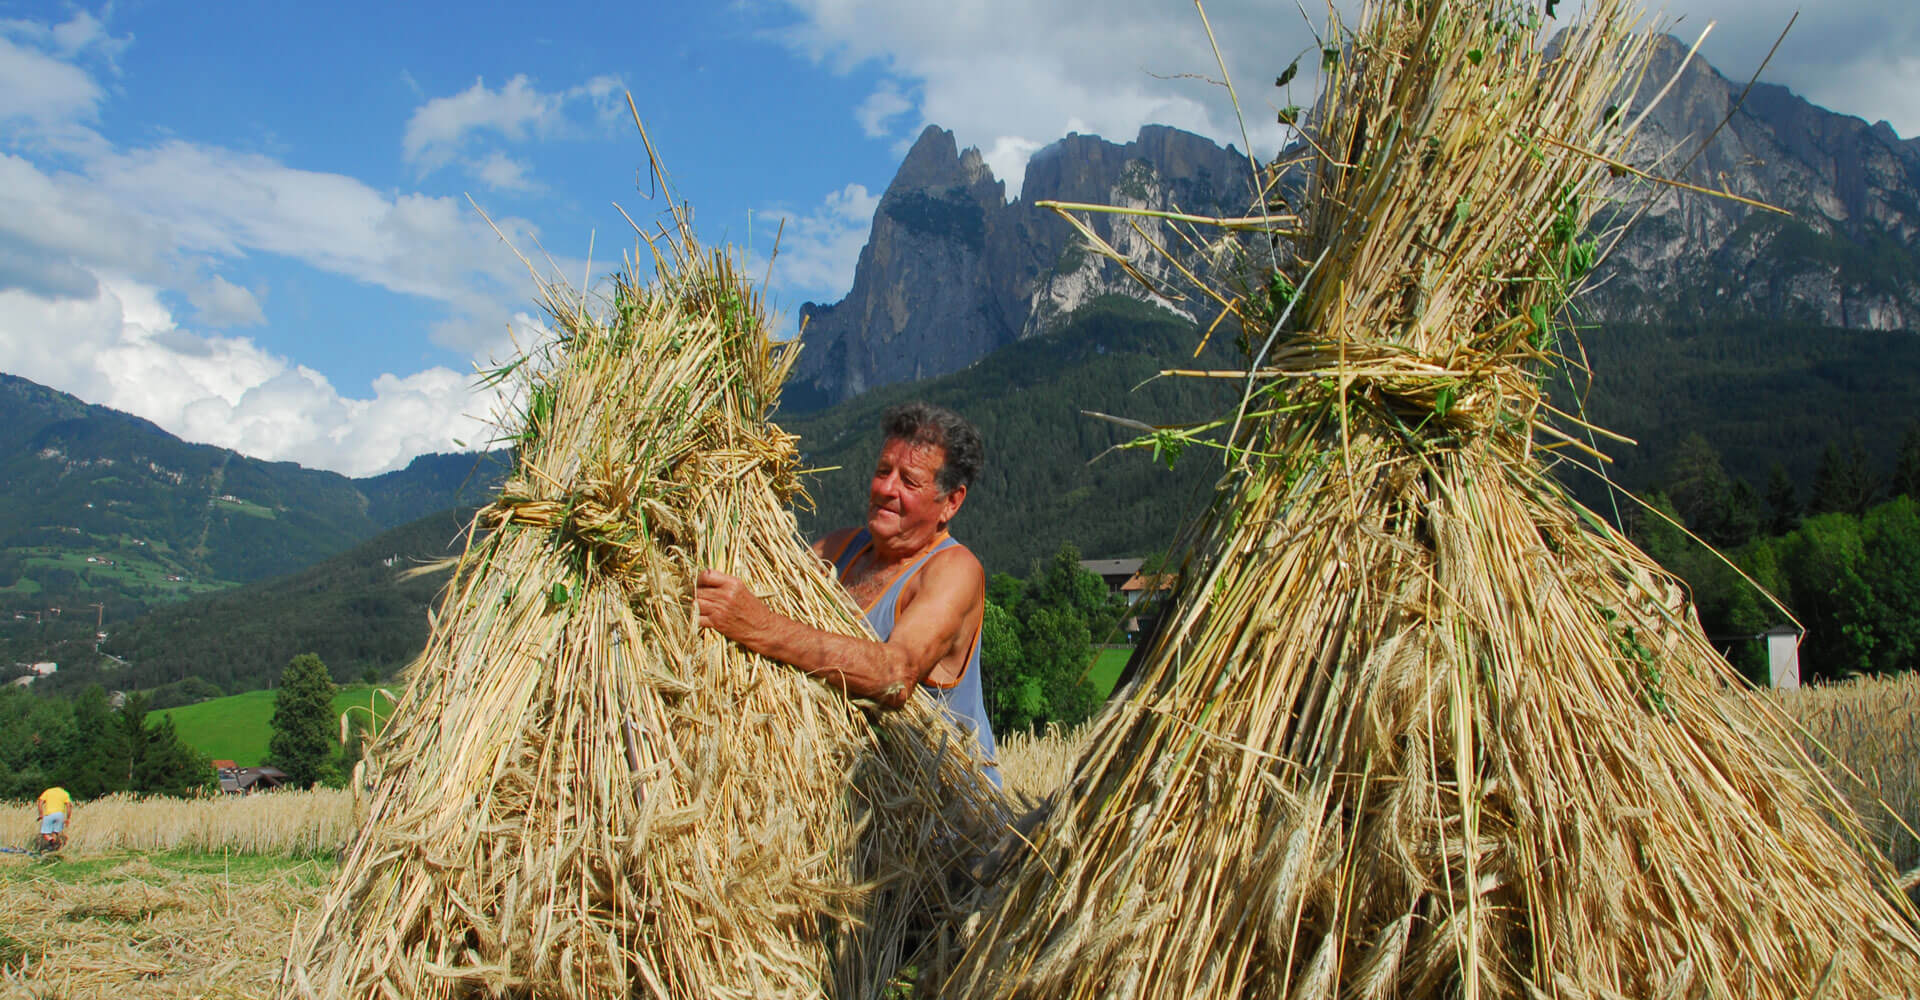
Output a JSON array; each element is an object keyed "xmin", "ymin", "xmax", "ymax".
[
  {"xmin": 41, "ymin": 507, "xmax": 479, "ymax": 697},
  {"xmin": 0, "ymin": 372, "xmax": 502, "ymax": 626}
]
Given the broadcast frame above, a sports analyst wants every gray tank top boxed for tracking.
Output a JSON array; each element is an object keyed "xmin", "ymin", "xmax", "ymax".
[{"xmin": 834, "ymin": 529, "xmax": 1001, "ymax": 785}]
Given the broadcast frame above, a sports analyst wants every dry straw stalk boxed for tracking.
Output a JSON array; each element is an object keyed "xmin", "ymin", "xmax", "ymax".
[
  {"xmin": 947, "ymin": 1, "xmax": 1920, "ymax": 997},
  {"xmin": 281, "ymin": 166, "xmax": 1004, "ymax": 999}
]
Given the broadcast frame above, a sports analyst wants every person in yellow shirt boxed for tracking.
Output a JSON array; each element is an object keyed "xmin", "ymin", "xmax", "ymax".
[{"xmin": 36, "ymin": 786, "xmax": 71, "ymax": 850}]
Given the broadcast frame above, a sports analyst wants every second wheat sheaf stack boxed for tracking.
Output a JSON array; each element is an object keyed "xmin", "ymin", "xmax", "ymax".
[{"xmin": 946, "ymin": 1, "xmax": 1920, "ymax": 997}]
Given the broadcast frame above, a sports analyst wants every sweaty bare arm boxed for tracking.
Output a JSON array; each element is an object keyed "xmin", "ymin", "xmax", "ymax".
[{"xmin": 695, "ymin": 549, "xmax": 983, "ymax": 709}]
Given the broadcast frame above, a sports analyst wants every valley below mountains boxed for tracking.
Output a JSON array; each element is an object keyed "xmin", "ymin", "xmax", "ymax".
[{"xmin": 6, "ymin": 34, "xmax": 1919, "ymax": 695}]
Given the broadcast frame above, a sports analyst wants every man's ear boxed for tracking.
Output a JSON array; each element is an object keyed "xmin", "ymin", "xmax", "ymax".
[{"xmin": 940, "ymin": 483, "xmax": 968, "ymax": 522}]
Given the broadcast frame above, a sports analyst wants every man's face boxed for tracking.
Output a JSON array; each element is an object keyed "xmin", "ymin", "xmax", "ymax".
[{"xmin": 867, "ymin": 437, "xmax": 963, "ymax": 547}]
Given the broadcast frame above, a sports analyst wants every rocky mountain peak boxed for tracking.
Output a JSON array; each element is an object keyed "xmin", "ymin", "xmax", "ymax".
[
  {"xmin": 788, "ymin": 39, "xmax": 1920, "ymax": 410},
  {"xmin": 889, "ymin": 125, "xmax": 1001, "ymax": 196},
  {"xmin": 789, "ymin": 124, "xmax": 1248, "ymax": 411},
  {"xmin": 1590, "ymin": 34, "xmax": 1920, "ymax": 329}
]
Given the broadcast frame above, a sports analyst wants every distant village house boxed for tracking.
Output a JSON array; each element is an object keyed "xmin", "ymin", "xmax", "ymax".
[
  {"xmin": 8, "ymin": 662, "xmax": 58, "ymax": 688},
  {"xmin": 1080, "ymin": 559, "xmax": 1179, "ymax": 642},
  {"xmin": 212, "ymin": 760, "xmax": 290, "ymax": 794},
  {"xmin": 1079, "ymin": 558, "xmax": 1145, "ymax": 594}
]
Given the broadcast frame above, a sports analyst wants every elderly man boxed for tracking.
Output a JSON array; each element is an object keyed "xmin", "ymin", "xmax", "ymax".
[{"xmin": 695, "ymin": 402, "xmax": 999, "ymax": 779}]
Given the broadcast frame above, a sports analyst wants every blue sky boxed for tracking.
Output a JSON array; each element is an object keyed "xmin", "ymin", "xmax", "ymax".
[{"xmin": 3, "ymin": 0, "xmax": 1916, "ymax": 476}]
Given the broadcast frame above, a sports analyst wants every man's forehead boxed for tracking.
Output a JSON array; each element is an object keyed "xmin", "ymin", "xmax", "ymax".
[{"xmin": 880, "ymin": 437, "xmax": 946, "ymax": 466}]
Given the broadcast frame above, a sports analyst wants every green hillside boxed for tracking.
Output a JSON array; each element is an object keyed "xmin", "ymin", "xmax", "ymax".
[
  {"xmin": 782, "ymin": 298, "xmax": 1920, "ymax": 575},
  {"xmin": 83, "ymin": 507, "xmax": 475, "ymax": 696},
  {"xmin": 159, "ymin": 684, "xmax": 397, "ymax": 767},
  {"xmin": 1566, "ymin": 320, "xmax": 1920, "ymax": 492},
  {"xmin": 7, "ymin": 298, "xmax": 1919, "ymax": 702},
  {"xmin": 0, "ymin": 373, "xmax": 503, "ymax": 639}
]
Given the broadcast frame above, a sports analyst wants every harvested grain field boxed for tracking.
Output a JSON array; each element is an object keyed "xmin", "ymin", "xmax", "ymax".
[
  {"xmin": 0, "ymin": 851, "xmax": 330, "ymax": 1000},
  {"xmin": 2, "ymin": 676, "xmax": 1915, "ymax": 997}
]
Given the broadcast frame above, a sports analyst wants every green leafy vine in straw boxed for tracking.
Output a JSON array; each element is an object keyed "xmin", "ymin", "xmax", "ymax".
[
  {"xmin": 1149, "ymin": 429, "xmax": 1188, "ymax": 470},
  {"xmin": 1599, "ymin": 606, "xmax": 1671, "ymax": 716},
  {"xmin": 518, "ymin": 383, "xmax": 558, "ymax": 452}
]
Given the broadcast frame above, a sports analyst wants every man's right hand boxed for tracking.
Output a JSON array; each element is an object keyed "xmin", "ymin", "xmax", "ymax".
[{"xmin": 694, "ymin": 569, "xmax": 773, "ymax": 644}]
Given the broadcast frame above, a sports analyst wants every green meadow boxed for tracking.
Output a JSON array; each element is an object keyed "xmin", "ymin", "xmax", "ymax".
[
  {"xmin": 1092, "ymin": 647, "xmax": 1131, "ymax": 699},
  {"xmin": 159, "ymin": 684, "xmax": 396, "ymax": 765}
]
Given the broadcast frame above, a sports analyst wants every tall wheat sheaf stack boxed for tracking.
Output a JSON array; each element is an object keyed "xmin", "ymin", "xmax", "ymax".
[
  {"xmin": 280, "ymin": 186, "xmax": 1005, "ymax": 1000},
  {"xmin": 946, "ymin": 1, "xmax": 1920, "ymax": 997}
]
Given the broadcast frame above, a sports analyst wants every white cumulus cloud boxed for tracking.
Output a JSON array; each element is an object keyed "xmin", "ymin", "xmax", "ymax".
[
  {"xmin": 187, "ymin": 274, "xmax": 266, "ymax": 328},
  {"xmin": 0, "ymin": 278, "xmax": 500, "ymax": 476},
  {"xmin": 773, "ymin": 0, "xmax": 1920, "ymax": 203},
  {"xmin": 403, "ymin": 74, "xmax": 559, "ymax": 171},
  {"xmin": 474, "ymin": 150, "xmax": 540, "ymax": 192},
  {"xmin": 1, "ymin": 9, "xmax": 130, "ymax": 63},
  {"xmin": 855, "ymin": 82, "xmax": 913, "ymax": 138},
  {"xmin": 753, "ymin": 183, "xmax": 883, "ymax": 310},
  {"xmin": 0, "ymin": 32, "xmax": 104, "ymax": 128},
  {"xmin": 1667, "ymin": 2, "xmax": 1920, "ymax": 138},
  {"xmin": 773, "ymin": 0, "xmax": 1296, "ymax": 198},
  {"xmin": 0, "ymin": 10, "xmax": 586, "ymax": 475},
  {"xmin": 402, "ymin": 72, "xmax": 627, "ymax": 191}
]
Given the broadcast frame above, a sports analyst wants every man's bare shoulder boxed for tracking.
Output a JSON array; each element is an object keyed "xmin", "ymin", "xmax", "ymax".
[
  {"xmin": 922, "ymin": 541, "xmax": 985, "ymax": 589},
  {"xmin": 813, "ymin": 526, "xmax": 863, "ymax": 561}
]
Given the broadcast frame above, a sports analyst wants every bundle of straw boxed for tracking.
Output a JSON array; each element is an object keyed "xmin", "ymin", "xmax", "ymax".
[
  {"xmin": 282, "ymin": 170, "xmax": 1004, "ymax": 999},
  {"xmin": 946, "ymin": 2, "xmax": 1920, "ymax": 997}
]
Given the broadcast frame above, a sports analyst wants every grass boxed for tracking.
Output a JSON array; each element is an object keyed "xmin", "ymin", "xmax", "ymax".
[
  {"xmin": 0, "ymin": 848, "xmax": 334, "ymax": 886},
  {"xmin": 1089, "ymin": 646, "xmax": 1130, "ymax": 699},
  {"xmin": 13, "ymin": 546, "xmax": 216, "ymax": 596},
  {"xmin": 160, "ymin": 684, "xmax": 395, "ymax": 765},
  {"xmin": 214, "ymin": 496, "xmax": 278, "ymax": 520}
]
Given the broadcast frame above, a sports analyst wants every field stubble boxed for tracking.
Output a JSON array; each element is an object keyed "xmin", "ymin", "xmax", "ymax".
[
  {"xmin": 0, "ymin": 677, "xmax": 1913, "ymax": 997},
  {"xmin": 0, "ymin": 852, "xmax": 329, "ymax": 999}
]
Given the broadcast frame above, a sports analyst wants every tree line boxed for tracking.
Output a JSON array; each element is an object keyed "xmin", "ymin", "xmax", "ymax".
[
  {"xmin": 979, "ymin": 542, "xmax": 1132, "ymax": 736},
  {"xmin": 0, "ymin": 652, "xmax": 357, "ymax": 804},
  {"xmin": 1630, "ymin": 423, "xmax": 1920, "ymax": 682},
  {"xmin": 0, "ymin": 685, "xmax": 209, "ymax": 802}
]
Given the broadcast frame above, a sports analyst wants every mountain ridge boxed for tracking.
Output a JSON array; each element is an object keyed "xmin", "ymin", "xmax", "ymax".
[
  {"xmin": 0, "ymin": 371, "xmax": 502, "ymax": 629},
  {"xmin": 788, "ymin": 35, "xmax": 1920, "ymax": 409},
  {"xmin": 788, "ymin": 123, "xmax": 1251, "ymax": 409}
]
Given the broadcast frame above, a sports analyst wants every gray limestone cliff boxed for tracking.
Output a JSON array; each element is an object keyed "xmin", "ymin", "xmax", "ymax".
[
  {"xmin": 1589, "ymin": 36, "xmax": 1920, "ymax": 329},
  {"xmin": 787, "ymin": 125, "xmax": 1250, "ymax": 410}
]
